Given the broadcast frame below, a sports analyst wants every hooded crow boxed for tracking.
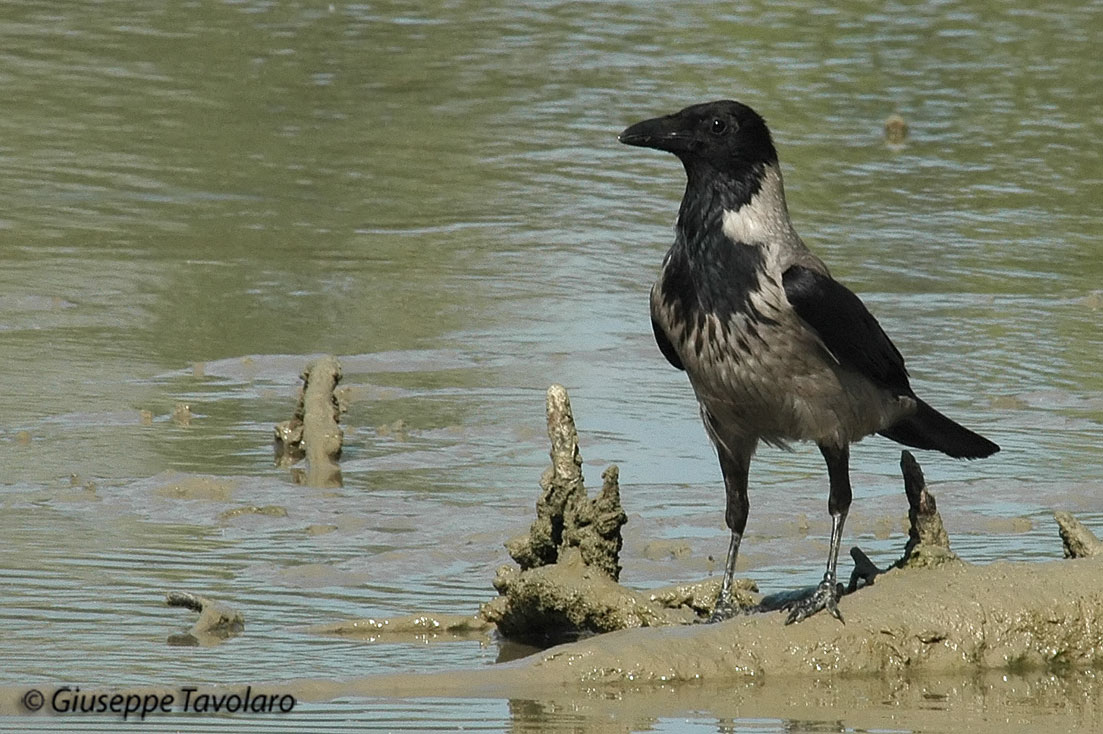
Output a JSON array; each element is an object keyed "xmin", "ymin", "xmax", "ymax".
[{"xmin": 619, "ymin": 100, "xmax": 998, "ymax": 623}]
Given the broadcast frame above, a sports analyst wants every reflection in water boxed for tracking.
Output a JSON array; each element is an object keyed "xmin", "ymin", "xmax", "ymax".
[
  {"xmin": 498, "ymin": 668, "xmax": 1103, "ymax": 733},
  {"xmin": 1, "ymin": 1, "xmax": 1101, "ymax": 731}
]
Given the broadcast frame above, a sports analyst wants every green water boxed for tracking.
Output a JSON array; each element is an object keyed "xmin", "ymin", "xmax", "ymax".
[{"xmin": 1, "ymin": 1, "xmax": 1100, "ymax": 731}]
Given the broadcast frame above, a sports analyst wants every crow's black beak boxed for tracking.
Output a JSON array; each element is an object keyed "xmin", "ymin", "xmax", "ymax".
[{"xmin": 618, "ymin": 113, "xmax": 690, "ymax": 153}]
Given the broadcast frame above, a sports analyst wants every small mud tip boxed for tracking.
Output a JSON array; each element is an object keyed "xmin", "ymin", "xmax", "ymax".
[
  {"xmin": 165, "ymin": 591, "xmax": 245, "ymax": 646},
  {"xmin": 1055, "ymin": 511, "xmax": 1103, "ymax": 559}
]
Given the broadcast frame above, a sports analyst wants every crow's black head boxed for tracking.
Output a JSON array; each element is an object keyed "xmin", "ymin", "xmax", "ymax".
[{"xmin": 619, "ymin": 100, "xmax": 778, "ymax": 176}]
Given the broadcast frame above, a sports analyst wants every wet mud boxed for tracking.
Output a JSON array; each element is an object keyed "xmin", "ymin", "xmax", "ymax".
[
  {"xmin": 480, "ymin": 385, "xmax": 741, "ymax": 642},
  {"xmin": 499, "ymin": 555, "xmax": 1103, "ymax": 683},
  {"xmin": 297, "ymin": 551, "xmax": 1103, "ymax": 725},
  {"xmin": 324, "ymin": 384, "xmax": 1103, "ymax": 693},
  {"xmin": 4, "ymin": 374, "xmax": 1103, "ymax": 729},
  {"xmin": 137, "ymin": 372, "xmax": 1103, "ymax": 704},
  {"xmin": 329, "ymin": 385, "xmax": 1103, "ymax": 693},
  {"xmin": 313, "ymin": 613, "xmax": 493, "ymax": 644},
  {"xmin": 324, "ymin": 384, "xmax": 755, "ymax": 647},
  {"xmin": 153, "ymin": 475, "xmax": 237, "ymax": 502}
]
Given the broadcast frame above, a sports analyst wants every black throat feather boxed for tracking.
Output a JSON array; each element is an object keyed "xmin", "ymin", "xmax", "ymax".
[{"xmin": 659, "ymin": 161, "xmax": 772, "ymax": 334}]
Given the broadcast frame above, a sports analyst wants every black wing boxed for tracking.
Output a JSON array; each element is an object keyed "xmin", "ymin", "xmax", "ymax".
[
  {"xmin": 651, "ymin": 314, "xmax": 685, "ymax": 371},
  {"xmin": 782, "ymin": 265, "xmax": 910, "ymax": 393}
]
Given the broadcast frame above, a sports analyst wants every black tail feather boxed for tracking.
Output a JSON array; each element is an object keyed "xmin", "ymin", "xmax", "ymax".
[{"xmin": 879, "ymin": 398, "xmax": 999, "ymax": 459}]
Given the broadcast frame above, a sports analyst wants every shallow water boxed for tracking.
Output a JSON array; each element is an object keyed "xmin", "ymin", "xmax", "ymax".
[{"xmin": 1, "ymin": 1, "xmax": 1101, "ymax": 731}]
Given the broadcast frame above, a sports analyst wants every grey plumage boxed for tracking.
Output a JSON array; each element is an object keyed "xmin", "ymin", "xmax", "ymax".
[{"xmin": 620, "ymin": 100, "xmax": 998, "ymax": 623}]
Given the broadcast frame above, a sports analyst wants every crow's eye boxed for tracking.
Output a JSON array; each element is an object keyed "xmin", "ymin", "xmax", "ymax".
[{"xmin": 710, "ymin": 118, "xmax": 728, "ymax": 135}]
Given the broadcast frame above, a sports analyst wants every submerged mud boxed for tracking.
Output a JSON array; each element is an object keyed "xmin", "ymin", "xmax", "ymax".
[
  {"xmin": 313, "ymin": 613, "xmax": 494, "ymax": 644},
  {"xmin": 6, "ymin": 667, "xmax": 1102, "ymax": 731},
  {"xmin": 164, "ymin": 592, "xmax": 244, "ymax": 647}
]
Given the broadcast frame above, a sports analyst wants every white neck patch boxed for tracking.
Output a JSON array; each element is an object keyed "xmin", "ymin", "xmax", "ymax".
[{"xmin": 720, "ymin": 164, "xmax": 790, "ymax": 247}]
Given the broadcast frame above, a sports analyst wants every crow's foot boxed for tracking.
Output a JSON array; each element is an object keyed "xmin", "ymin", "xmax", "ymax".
[
  {"xmin": 783, "ymin": 577, "xmax": 844, "ymax": 625},
  {"xmin": 706, "ymin": 592, "xmax": 746, "ymax": 623}
]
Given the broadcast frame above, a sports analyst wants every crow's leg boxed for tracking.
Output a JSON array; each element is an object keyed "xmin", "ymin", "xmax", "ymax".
[
  {"xmin": 708, "ymin": 433, "xmax": 755, "ymax": 622},
  {"xmin": 785, "ymin": 443, "xmax": 852, "ymax": 624}
]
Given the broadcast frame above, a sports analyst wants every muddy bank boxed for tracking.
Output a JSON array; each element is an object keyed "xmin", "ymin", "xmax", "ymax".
[
  {"xmin": 327, "ymin": 383, "xmax": 1103, "ymax": 684},
  {"xmin": 504, "ymin": 554, "xmax": 1103, "ymax": 683},
  {"xmin": 320, "ymin": 554, "xmax": 1103, "ymax": 698},
  {"xmin": 325, "ymin": 384, "xmax": 759, "ymax": 645},
  {"xmin": 132, "ymin": 376, "xmax": 1103, "ymax": 703},
  {"xmin": 457, "ymin": 387, "xmax": 964, "ymax": 640},
  {"xmin": 5, "ymin": 375, "xmax": 1103, "ymax": 729}
]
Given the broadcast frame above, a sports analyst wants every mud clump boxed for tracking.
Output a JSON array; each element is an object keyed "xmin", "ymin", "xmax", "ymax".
[
  {"xmin": 154, "ymin": 475, "xmax": 237, "ymax": 502},
  {"xmin": 487, "ymin": 547, "xmax": 691, "ymax": 642},
  {"xmin": 847, "ymin": 451, "xmax": 960, "ymax": 592},
  {"xmin": 501, "ymin": 385, "xmax": 626, "ymax": 580},
  {"xmin": 479, "ymin": 385, "xmax": 753, "ymax": 643},
  {"xmin": 894, "ymin": 450, "xmax": 960, "ymax": 569},
  {"xmin": 218, "ymin": 505, "xmax": 289, "ymax": 522},
  {"xmin": 273, "ymin": 355, "xmax": 344, "ymax": 488},
  {"xmin": 884, "ymin": 113, "xmax": 909, "ymax": 145},
  {"xmin": 171, "ymin": 402, "xmax": 194, "ymax": 427}
]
